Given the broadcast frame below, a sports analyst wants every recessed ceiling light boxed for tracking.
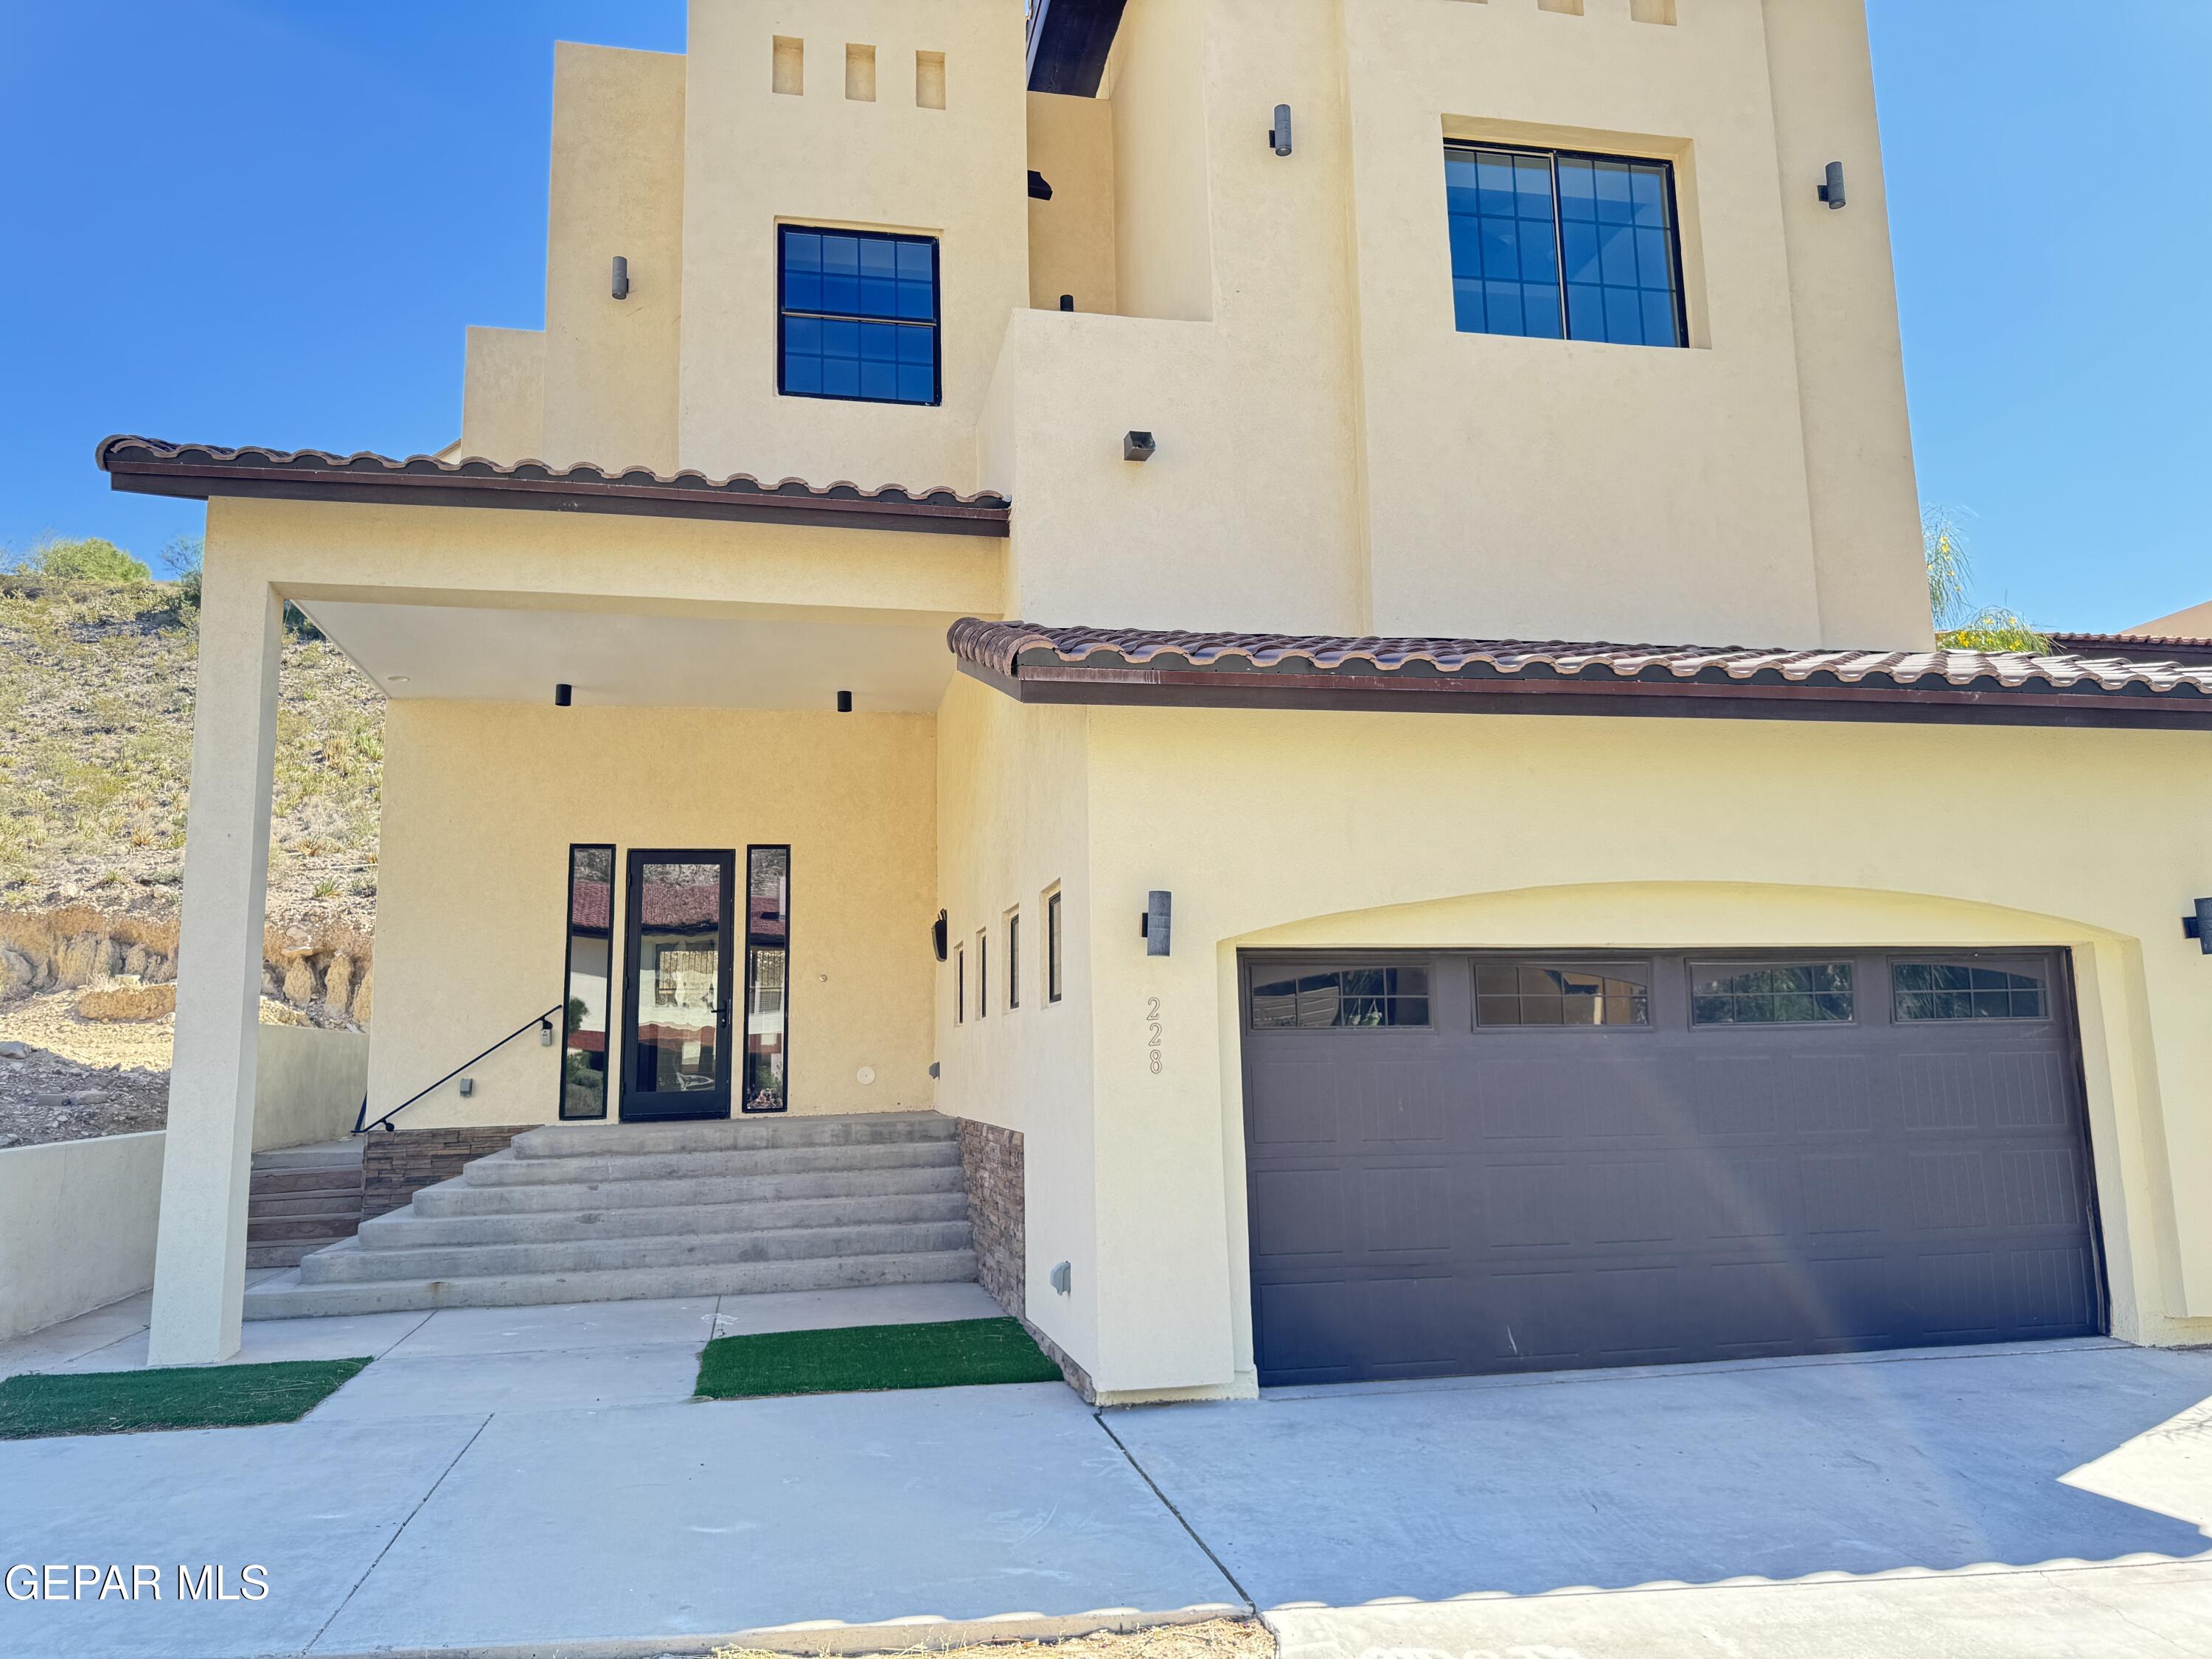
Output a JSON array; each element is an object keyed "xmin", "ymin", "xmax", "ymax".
[{"xmin": 388, "ymin": 675, "xmax": 411, "ymax": 684}]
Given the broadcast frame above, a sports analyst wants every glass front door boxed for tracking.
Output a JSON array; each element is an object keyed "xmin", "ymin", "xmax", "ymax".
[{"xmin": 621, "ymin": 850, "xmax": 735, "ymax": 1121}]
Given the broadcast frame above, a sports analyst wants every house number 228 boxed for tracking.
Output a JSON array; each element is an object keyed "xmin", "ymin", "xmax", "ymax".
[{"xmin": 1145, "ymin": 998, "xmax": 1164, "ymax": 1075}]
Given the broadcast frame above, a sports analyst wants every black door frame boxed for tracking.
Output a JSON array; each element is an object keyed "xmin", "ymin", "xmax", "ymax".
[{"xmin": 619, "ymin": 848, "xmax": 736, "ymax": 1122}]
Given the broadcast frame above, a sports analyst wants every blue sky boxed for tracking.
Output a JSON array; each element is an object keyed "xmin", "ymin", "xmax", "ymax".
[{"xmin": 1, "ymin": 2, "xmax": 2203, "ymax": 629}]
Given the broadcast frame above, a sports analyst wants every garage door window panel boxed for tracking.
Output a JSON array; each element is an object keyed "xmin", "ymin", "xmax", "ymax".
[
  {"xmin": 1250, "ymin": 966, "xmax": 1431, "ymax": 1030},
  {"xmin": 1692, "ymin": 962, "xmax": 1854, "ymax": 1026},
  {"xmin": 1475, "ymin": 961, "xmax": 1650, "ymax": 1029},
  {"xmin": 1894, "ymin": 961, "xmax": 2048, "ymax": 1022}
]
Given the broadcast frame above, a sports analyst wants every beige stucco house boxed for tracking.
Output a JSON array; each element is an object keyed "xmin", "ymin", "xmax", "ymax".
[{"xmin": 108, "ymin": 0, "xmax": 2212, "ymax": 1401}]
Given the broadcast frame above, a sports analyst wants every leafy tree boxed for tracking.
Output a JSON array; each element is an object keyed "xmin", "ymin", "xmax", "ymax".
[
  {"xmin": 1923, "ymin": 504, "xmax": 2052, "ymax": 654},
  {"xmin": 17, "ymin": 536, "xmax": 152, "ymax": 584}
]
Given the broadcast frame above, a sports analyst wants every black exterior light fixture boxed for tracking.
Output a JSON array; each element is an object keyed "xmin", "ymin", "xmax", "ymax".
[
  {"xmin": 1270, "ymin": 104, "xmax": 1293, "ymax": 157},
  {"xmin": 1124, "ymin": 430, "xmax": 1157, "ymax": 462},
  {"xmin": 1818, "ymin": 161, "xmax": 1846, "ymax": 209},
  {"xmin": 1027, "ymin": 170, "xmax": 1055, "ymax": 201},
  {"xmin": 611, "ymin": 256, "xmax": 630, "ymax": 299},
  {"xmin": 932, "ymin": 909, "xmax": 949, "ymax": 962},
  {"xmin": 1141, "ymin": 890, "xmax": 1172, "ymax": 956},
  {"xmin": 554, "ymin": 683, "xmax": 574, "ymax": 707},
  {"xmin": 2184, "ymin": 897, "xmax": 2212, "ymax": 954},
  {"xmin": 836, "ymin": 689, "xmax": 854, "ymax": 712}
]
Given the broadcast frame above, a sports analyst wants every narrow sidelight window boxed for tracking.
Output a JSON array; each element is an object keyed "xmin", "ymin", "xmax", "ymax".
[
  {"xmin": 977, "ymin": 931, "xmax": 989, "ymax": 1018},
  {"xmin": 560, "ymin": 845, "xmax": 616, "ymax": 1119},
  {"xmin": 779, "ymin": 226, "xmax": 941, "ymax": 406},
  {"xmin": 741, "ymin": 846, "xmax": 790, "ymax": 1112},
  {"xmin": 1445, "ymin": 143, "xmax": 1685, "ymax": 347},
  {"xmin": 956, "ymin": 944, "xmax": 966, "ymax": 1025},
  {"xmin": 1046, "ymin": 889, "xmax": 1062, "ymax": 1004},
  {"xmin": 1007, "ymin": 911, "xmax": 1021, "ymax": 1010}
]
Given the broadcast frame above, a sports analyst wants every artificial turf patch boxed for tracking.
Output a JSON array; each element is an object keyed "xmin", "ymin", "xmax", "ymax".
[
  {"xmin": 694, "ymin": 1317, "xmax": 1062, "ymax": 1399},
  {"xmin": 0, "ymin": 1357, "xmax": 372, "ymax": 1439}
]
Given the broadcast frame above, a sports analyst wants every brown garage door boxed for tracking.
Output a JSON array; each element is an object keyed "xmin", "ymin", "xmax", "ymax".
[{"xmin": 1241, "ymin": 950, "xmax": 2105, "ymax": 1386}]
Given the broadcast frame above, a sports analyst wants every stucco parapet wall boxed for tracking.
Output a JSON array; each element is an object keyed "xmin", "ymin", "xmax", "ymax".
[
  {"xmin": 950, "ymin": 619, "xmax": 2212, "ymax": 730},
  {"xmin": 97, "ymin": 437, "xmax": 1011, "ymax": 538}
]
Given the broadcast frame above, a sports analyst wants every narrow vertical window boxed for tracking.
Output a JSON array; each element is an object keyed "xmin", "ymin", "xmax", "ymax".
[
  {"xmin": 956, "ymin": 944, "xmax": 966, "ymax": 1025},
  {"xmin": 560, "ymin": 845, "xmax": 615, "ymax": 1119},
  {"xmin": 1047, "ymin": 889, "xmax": 1063, "ymax": 1004},
  {"xmin": 916, "ymin": 50, "xmax": 947, "ymax": 110},
  {"xmin": 978, "ymin": 931, "xmax": 989, "ymax": 1018},
  {"xmin": 741, "ymin": 846, "xmax": 790, "ymax": 1113},
  {"xmin": 1007, "ymin": 911, "xmax": 1021, "ymax": 1010}
]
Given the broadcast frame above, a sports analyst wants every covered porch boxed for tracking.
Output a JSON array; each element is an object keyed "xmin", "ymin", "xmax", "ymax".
[{"xmin": 102, "ymin": 437, "xmax": 1006, "ymax": 1364}]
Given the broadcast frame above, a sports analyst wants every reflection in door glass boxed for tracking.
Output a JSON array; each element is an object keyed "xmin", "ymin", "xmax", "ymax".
[
  {"xmin": 634, "ymin": 859, "xmax": 725, "ymax": 1095},
  {"xmin": 744, "ymin": 846, "xmax": 790, "ymax": 1113},
  {"xmin": 562, "ymin": 845, "xmax": 614, "ymax": 1119}
]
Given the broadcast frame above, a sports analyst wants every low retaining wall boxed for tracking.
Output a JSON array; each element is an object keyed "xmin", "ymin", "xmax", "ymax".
[
  {"xmin": 0, "ymin": 1130, "xmax": 164, "ymax": 1342},
  {"xmin": 361, "ymin": 1124, "xmax": 530, "ymax": 1220},
  {"xmin": 254, "ymin": 1024, "xmax": 372, "ymax": 1152},
  {"xmin": 953, "ymin": 1117, "xmax": 1096, "ymax": 1402}
]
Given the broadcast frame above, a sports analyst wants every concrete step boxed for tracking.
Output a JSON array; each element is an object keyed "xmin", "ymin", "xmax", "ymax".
[
  {"xmin": 243, "ymin": 1247, "xmax": 980, "ymax": 1319},
  {"xmin": 251, "ymin": 1169, "xmax": 365, "ymax": 1197},
  {"xmin": 358, "ymin": 1189, "xmax": 970, "ymax": 1249},
  {"xmin": 251, "ymin": 1192, "xmax": 368, "ymax": 1220},
  {"xmin": 253, "ymin": 1140, "xmax": 364, "ymax": 1172},
  {"xmin": 299, "ymin": 1218, "xmax": 975, "ymax": 1284},
  {"xmin": 248, "ymin": 1244, "xmax": 322, "ymax": 1269},
  {"xmin": 254, "ymin": 1216, "xmax": 364, "ymax": 1243},
  {"xmin": 510, "ymin": 1112, "xmax": 955, "ymax": 1161},
  {"xmin": 414, "ymin": 1164, "xmax": 963, "ymax": 1217},
  {"xmin": 461, "ymin": 1140, "xmax": 961, "ymax": 1189}
]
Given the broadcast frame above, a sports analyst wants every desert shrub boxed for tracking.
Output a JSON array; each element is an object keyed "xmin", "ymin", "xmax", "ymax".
[{"xmin": 20, "ymin": 538, "xmax": 152, "ymax": 585}]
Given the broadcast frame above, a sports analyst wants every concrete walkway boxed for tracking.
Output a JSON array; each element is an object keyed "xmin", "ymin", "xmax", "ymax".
[{"xmin": 3, "ymin": 1300, "xmax": 2209, "ymax": 1658}]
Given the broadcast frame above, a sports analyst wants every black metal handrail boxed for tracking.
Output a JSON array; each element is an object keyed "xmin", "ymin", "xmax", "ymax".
[{"xmin": 354, "ymin": 1004, "xmax": 562, "ymax": 1134}]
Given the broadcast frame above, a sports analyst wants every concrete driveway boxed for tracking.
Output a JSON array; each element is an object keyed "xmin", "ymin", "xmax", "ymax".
[{"xmin": 3, "ymin": 1297, "xmax": 2208, "ymax": 1658}]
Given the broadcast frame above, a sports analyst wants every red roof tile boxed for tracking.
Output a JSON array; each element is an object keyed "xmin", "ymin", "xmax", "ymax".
[
  {"xmin": 96, "ymin": 437, "xmax": 1010, "ymax": 538},
  {"xmin": 950, "ymin": 619, "xmax": 2212, "ymax": 729}
]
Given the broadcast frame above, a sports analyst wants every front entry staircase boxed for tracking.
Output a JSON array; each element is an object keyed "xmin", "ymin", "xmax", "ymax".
[{"xmin": 243, "ymin": 1112, "xmax": 975, "ymax": 1319}]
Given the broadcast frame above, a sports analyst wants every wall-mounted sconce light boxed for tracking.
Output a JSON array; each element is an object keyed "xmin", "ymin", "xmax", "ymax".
[
  {"xmin": 1027, "ymin": 170, "xmax": 1055, "ymax": 201},
  {"xmin": 1141, "ymin": 890, "xmax": 1172, "ymax": 956},
  {"xmin": 458, "ymin": 1077, "xmax": 474, "ymax": 1098},
  {"xmin": 932, "ymin": 909, "xmax": 948, "ymax": 962},
  {"xmin": 1124, "ymin": 430, "xmax": 1157, "ymax": 462},
  {"xmin": 928, "ymin": 1061, "xmax": 941, "ymax": 1079},
  {"xmin": 611, "ymin": 256, "xmax": 630, "ymax": 299},
  {"xmin": 837, "ymin": 690, "xmax": 854, "ymax": 713},
  {"xmin": 2184, "ymin": 898, "xmax": 2212, "ymax": 954},
  {"xmin": 1818, "ymin": 161, "xmax": 1846, "ymax": 209},
  {"xmin": 1270, "ymin": 104, "xmax": 1294, "ymax": 157},
  {"xmin": 1060, "ymin": 294, "xmax": 1075, "ymax": 313},
  {"xmin": 539, "ymin": 1017, "xmax": 555, "ymax": 1048},
  {"xmin": 1049, "ymin": 1261, "xmax": 1072, "ymax": 1295},
  {"xmin": 554, "ymin": 683, "xmax": 573, "ymax": 707}
]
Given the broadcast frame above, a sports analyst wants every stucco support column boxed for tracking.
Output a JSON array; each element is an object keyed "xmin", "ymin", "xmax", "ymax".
[{"xmin": 147, "ymin": 566, "xmax": 282, "ymax": 1366}]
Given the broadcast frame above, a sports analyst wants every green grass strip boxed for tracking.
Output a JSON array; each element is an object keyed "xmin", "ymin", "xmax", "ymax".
[
  {"xmin": 0, "ymin": 1357, "xmax": 372, "ymax": 1440},
  {"xmin": 695, "ymin": 1316, "xmax": 1062, "ymax": 1400}
]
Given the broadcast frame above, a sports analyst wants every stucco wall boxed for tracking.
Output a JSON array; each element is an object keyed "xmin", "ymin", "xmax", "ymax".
[
  {"xmin": 540, "ymin": 44, "xmax": 686, "ymax": 473},
  {"xmin": 675, "ymin": 0, "xmax": 1029, "ymax": 491},
  {"xmin": 1026, "ymin": 91, "xmax": 1117, "ymax": 315},
  {"xmin": 943, "ymin": 703, "xmax": 2212, "ymax": 1399},
  {"xmin": 0, "ymin": 1132, "xmax": 165, "ymax": 1342},
  {"xmin": 459, "ymin": 326, "xmax": 546, "ymax": 464},
  {"xmin": 372, "ymin": 700, "xmax": 937, "ymax": 1130},
  {"xmin": 253, "ymin": 1024, "xmax": 372, "ymax": 1152}
]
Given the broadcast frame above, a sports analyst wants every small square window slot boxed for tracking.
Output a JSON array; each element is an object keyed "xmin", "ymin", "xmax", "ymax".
[
  {"xmin": 772, "ymin": 37, "xmax": 803, "ymax": 96},
  {"xmin": 846, "ymin": 44, "xmax": 877, "ymax": 102},
  {"xmin": 917, "ymin": 50, "xmax": 946, "ymax": 110}
]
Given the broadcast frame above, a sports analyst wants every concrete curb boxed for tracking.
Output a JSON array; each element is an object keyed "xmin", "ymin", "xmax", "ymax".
[{"xmin": 307, "ymin": 1603, "xmax": 1251, "ymax": 1659}]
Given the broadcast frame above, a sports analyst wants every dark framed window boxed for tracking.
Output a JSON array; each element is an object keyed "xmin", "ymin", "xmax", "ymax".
[
  {"xmin": 1445, "ymin": 144, "xmax": 1685, "ymax": 348},
  {"xmin": 778, "ymin": 226, "xmax": 941, "ymax": 405},
  {"xmin": 1046, "ymin": 890, "xmax": 1063, "ymax": 1004},
  {"xmin": 955, "ymin": 944, "xmax": 965, "ymax": 1025},
  {"xmin": 1477, "ymin": 961, "xmax": 1650, "ymax": 1029},
  {"xmin": 1007, "ymin": 912, "xmax": 1020, "ymax": 1010},
  {"xmin": 1250, "ymin": 967, "xmax": 1431, "ymax": 1031},
  {"xmin": 740, "ymin": 847, "xmax": 790, "ymax": 1113},
  {"xmin": 977, "ymin": 931, "xmax": 988, "ymax": 1018},
  {"xmin": 1692, "ymin": 962, "xmax": 1854, "ymax": 1026},
  {"xmin": 560, "ymin": 844, "xmax": 616, "ymax": 1119},
  {"xmin": 1895, "ymin": 961, "xmax": 2048, "ymax": 1022}
]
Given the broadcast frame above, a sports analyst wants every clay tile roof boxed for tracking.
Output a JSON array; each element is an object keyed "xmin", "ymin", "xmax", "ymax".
[
  {"xmin": 949, "ymin": 619, "xmax": 2212, "ymax": 731},
  {"xmin": 2048, "ymin": 630, "xmax": 2212, "ymax": 667},
  {"xmin": 95, "ymin": 436, "xmax": 1010, "ymax": 538}
]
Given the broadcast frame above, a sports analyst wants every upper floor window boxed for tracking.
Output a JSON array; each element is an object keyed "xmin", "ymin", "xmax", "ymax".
[
  {"xmin": 778, "ymin": 226, "xmax": 941, "ymax": 406},
  {"xmin": 1444, "ymin": 145, "xmax": 1684, "ymax": 349}
]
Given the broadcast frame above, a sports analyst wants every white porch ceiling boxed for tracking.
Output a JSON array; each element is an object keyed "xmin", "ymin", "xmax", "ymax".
[{"xmin": 294, "ymin": 599, "xmax": 966, "ymax": 714}]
